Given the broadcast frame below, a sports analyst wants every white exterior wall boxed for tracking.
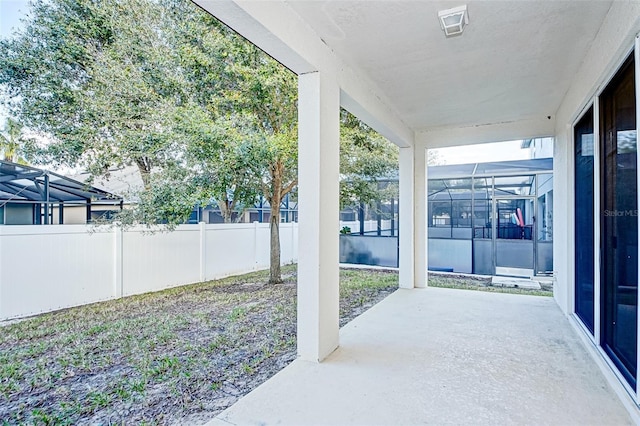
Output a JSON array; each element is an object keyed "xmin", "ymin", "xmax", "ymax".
[
  {"xmin": 530, "ymin": 138, "xmax": 554, "ymax": 159},
  {"xmin": 60, "ymin": 206, "xmax": 88, "ymax": 224},
  {"xmin": 549, "ymin": 10, "xmax": 640, "ymax": 416},
  {"xmin": 553, "ymin": 3, "xmax": 640, "ymax": 316},
  {"xmin": 0, "ymin": 222, "xmax": 298, "ymax": 320},
  {"xmin": 553, "ymin": 126, "xmax": 573, "ymax": 314},
  {"xmin": 4, "ymin": 204, "xmax": 33, "ymax": 225}
]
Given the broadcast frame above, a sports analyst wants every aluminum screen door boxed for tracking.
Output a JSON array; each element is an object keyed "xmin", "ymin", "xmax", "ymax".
[{"xmin": 494, "ymin": 198, "xmax": 535, "ymax": 278}]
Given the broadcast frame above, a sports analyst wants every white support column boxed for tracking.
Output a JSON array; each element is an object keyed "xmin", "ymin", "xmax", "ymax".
[
  {"xmin": 297, "ymin": 71, "xmax": 340, "ymax": 362},
  {"xmin": 554, "ymin": 120, "xmax": 578, "ymax": 316},
  {"xmin": 399, "ymin": 145, "xmax": 427, "ymax": 289},
  {"xmin": 417, "ymin": 147, "xmax": 428, "ymax": 288},
  {"xmin": 399, "ymin": 147, "xmax": 414, "ymax": 289}
]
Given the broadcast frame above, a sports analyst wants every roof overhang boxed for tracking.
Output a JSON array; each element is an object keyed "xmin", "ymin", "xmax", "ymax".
[{"xmin": 194, "ymin": 1, "xmax": 640, "ymax": 147}]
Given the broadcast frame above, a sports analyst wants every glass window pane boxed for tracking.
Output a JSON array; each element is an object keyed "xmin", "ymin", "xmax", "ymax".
[
  {"xmin": 600, "ymin": 54, "xmax": 637, "ymax": 389},
  {"xmin": 574, "ymin": 107, "xmax": 594, "ymax": 334}
]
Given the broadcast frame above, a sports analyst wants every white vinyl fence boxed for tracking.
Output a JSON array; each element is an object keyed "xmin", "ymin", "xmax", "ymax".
[
  {"xmin": 0, "ymin": 222, "xmax": 298, "ymax": 320},
  {"xmin": 340, "ymin": 220, "xmax": 393, "ymax": 234}
]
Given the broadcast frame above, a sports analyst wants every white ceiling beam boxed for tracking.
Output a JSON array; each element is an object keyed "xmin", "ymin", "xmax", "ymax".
[{"xmin": 416, "ymin": 116, "xmax": 555, "ymax": 150}]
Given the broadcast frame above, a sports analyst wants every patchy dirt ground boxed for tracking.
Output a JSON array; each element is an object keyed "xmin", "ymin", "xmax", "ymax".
[
  {"xmin": 428, "ymin": 273, "xmax": 553, "ymax": 297},
  {"xmin": 0, "ymin": 265, "xmax": 398, "ymax": 425}
]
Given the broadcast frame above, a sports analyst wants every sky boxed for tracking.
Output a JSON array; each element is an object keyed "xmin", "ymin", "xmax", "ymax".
[
  {"xmin": 430, "ymin": 140, "xmax": 530, "ymax": 165},
  {"xmin": 0, "ymin": 0, "xmax": 28, "ymax": 39},
  {"xmin": 1, "ymin": 0, "xmax": 30, "ymax": 123}
]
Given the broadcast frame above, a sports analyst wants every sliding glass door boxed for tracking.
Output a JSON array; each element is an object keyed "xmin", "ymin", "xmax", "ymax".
[
  {"xmin": 600, "ymin": 53, "xmax": 637, "ymax": 389},
  {"xmin": 575, "ymin": 107, "xmax": 595, "ymax": 334}
]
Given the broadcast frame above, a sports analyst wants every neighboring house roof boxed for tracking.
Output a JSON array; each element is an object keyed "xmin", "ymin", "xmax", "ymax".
[
  {"xmin": 69, "ymin": 166, "xmax": 143, "ymax": 202},
  {"xmin": 428, "ymin": 158, "xmax": 553, "ymax": 180},
  {"xmin": 0, "ymin": 160, "xmax": 122, "ymax": 205}
]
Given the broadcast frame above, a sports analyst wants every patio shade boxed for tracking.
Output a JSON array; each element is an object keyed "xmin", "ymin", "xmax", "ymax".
[{"xmin": 0, "ymin": 161, "xmax": 121, "ymax": 205}]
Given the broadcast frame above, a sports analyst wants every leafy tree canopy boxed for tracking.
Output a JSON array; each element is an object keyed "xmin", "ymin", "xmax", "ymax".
[
  {"xmin": 340, "ymin": 109, "xmax": 399, "ymax": 209},
  {"xmin": 0, "ymin": 117, "xmax": 31, "ymax": 163},
  {"xmin": 0, "ymin": 0, "xmax": 398, "ymax": 283}
]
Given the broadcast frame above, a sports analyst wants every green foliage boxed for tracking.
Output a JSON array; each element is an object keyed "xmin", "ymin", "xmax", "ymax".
[
  {"xmin": 0, "ymin": 0, "xmax": 239, "ymax": 225},
  {"xmin": 340, "ymin": 226, "xmax": 352, "ymax": 235},
  {"xmin": 184, "ymin": 115, "xmax": 260, "ymax": 223},
  {"xmin": 1, "ymin": 0, "xmax": 135, "ymax": 169},
  {"xmin": 115, "ymin": 174, "xmax": 197, "ymax": 229},
  {"xmin": 340, "ymin": 109, "xmax": 398, "ymax": 209},
  {"xmin": 213, "ymin": 29, "xmax": 298, "ymax": 282},
  {"xmin": 0, "ymin": 117, "xmax": 31, "ymax": 164},
  {"xmin": 222, "ymin": 42, "xmax": 299, "ymax": 206},
  {"xmin": 0, "ymin": 0, "xmax": 397, "ymax": 283}
]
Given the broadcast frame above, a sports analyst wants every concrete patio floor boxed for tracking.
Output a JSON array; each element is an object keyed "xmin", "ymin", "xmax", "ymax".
[{"xmin": 207, "ymin": 287, "xmax": 633, "ymax": 426}]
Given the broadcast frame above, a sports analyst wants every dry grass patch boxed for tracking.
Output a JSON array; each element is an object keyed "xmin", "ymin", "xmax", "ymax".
[{"xmin": 0, "ymin": 265, "xmax": 397, "ymax": 425}]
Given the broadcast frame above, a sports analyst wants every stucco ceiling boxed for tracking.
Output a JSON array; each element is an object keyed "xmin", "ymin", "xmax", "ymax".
[{"xmin": 284, "ymin": 1, "xmax": 613, "ymax": 133}]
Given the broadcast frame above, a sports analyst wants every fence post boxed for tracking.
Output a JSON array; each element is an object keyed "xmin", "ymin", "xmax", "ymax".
[
  {"xmin": 290, "ymin": 222, "xmax": 295, "ymax": 263},
  {"xmin": 0, "ymin": 227, "xmax": 3, "ymax": 318},
  {"xmin": 254, "ymin": 221, "xmax": 259, "ymax": 270},
  {"xmin": 199, "ymin": 222, "xmax": 206, "ymax": 282},
  {"xmin": 114, "ymin": 226, "xmax": 123, "ymax": 298}
]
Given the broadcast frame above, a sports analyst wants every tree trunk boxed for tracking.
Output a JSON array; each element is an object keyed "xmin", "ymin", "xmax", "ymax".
[
  {"xmin": 269, "ymin": 198, "xmax": 282, "ymax": 284},
  {"xmin": 218, "ymin": 199, "xmax": 234, "ymax": 223},
  {"xmin": 134, "ymin": 157, "xmax": 152, "ymax": 191},
  {"xmin": 267, "ymin": 159, "xmax": 298, "ymax": 284},
  {"xmin": 269, "ymin": 162, "xmax": 284, "ymax": 284}
]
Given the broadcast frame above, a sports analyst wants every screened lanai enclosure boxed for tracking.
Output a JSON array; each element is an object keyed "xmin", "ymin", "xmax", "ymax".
[
  {"xmin": 0, "ymin": 161, "xmax": 122, "ymax": 225},
  {"xmin": 428, "ymin": 158, "xmax": 553, "ymax": 277},
  {"xmin": 339, "ymin": 158, "xmax": 553, "ymax": 276},
  {"xmin": 339, "ymin": 180, "xmax": 398, "ymax": 267}
]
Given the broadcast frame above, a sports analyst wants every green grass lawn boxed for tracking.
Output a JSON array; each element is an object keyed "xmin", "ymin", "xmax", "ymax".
[
  {"xmin": 0, "ymin": 265, "xmax": 398, "ymax": 425},
  {"xmin": 0, "ymin": 267, "xmax": 551, "ymax": 425}
]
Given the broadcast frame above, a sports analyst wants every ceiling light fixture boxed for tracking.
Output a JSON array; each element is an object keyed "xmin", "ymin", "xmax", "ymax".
[{"xmin": 438, "ymin": 5, "xmax": 469, "ymax": 37}]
